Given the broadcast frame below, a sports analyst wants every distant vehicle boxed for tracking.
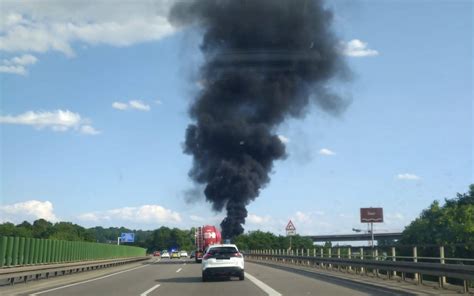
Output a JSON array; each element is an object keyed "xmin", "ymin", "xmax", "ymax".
[
  {"xmin": 161, "ymin": 252, "xmax": 170, "ymax": 258},
  {"xmin": 171, "ymin": 251, "xmax": 180, "ymax": 259},
  {"xmin": 180, "ymin": 251, "xmax": 188, "ymax": 257},
  {"xmin": 153, "ymin": 251, "xmax": 161, "ymax": 256},
  {"xmin": 202, "ymin": 244, "xmax": 244, "ymax": 282},
  {"xmin": 190, "ymin": 251, "xmax": 196, "ymax": 259},
  {"xmin": 195, "ymin": 225, "xmax": 222, "ymax": 263}
]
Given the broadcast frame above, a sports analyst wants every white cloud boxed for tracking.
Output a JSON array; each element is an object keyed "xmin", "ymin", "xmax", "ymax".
[
  {"xmin": 342, "ymin": 39, "xmax": 379, "ymax": 57},
  {"xmin": 80, "ymin": 125, "xmax": 101, "ymax": 135},
  {"xmin": 78, "ymin": 204, "xmax": 182, "ymax": 224},
  {"xmin": 0, "ymin": 200, "xmax": 58, "ymax": 222},
  {"xmin": 129, "ymin": 100, "xmax": 150, "ymax": 111},
  {"xmin": 0, "ymin": 54, "xmax": 38, "ymax": 75},
  {"xmin": 0, "ymin": 64, "xmax": 26, "ymax": 75},
  {"xmin": 278, "ymin": 135, "xmax": 290, "ymax": 144},
  {"xmin": 112, "ymin": 100, "xmax": 150, "ymax": 111},
  {"xmin": 7, "ymin": 54, "xmax": 38, "ymax": 65},
  {"xmin": 0, "ymin": 1, "xmax": 176, "ymax": 57},
  {"xmin": 154, "ymin": 99, "xmax": 163, "ymax": 105},
  {"xmin": 112, "ymin": 102, "xmax": 128, "ymax": 110},
  {"xmin": 318, "ymin": 148, "xmax": 336, "ymax": 156},
  {"xmin": 247, "ymin": 213, "xmax": 272, "ymax": 225},
  {"xmin": 0, "ymin": 109, "xmax": 99, "ymax": 135},
  {"xmin": 396, "ymin": 173, "xmax": 420, "ymax": 180}
]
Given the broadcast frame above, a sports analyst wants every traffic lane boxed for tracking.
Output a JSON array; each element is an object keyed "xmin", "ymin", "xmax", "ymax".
[
  {"xmin": 2, "ymin": 259, "xmax": 156, "ymax": 296},
  {"xmin": 154, "ymin": 260, "xmax": 267, "ymax": 296},
  {"xmin": 27, "ymin": 258, "xmax": 182, "ymax": 296},
  {"xmin": 244, "ymin": 261, "xmax": 411, "ymax": 296}
]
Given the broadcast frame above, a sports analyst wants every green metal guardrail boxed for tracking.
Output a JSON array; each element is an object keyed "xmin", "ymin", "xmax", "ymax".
[{"xmin": 0, "ymin": 236, "xmax": 145, "ymax": 268}]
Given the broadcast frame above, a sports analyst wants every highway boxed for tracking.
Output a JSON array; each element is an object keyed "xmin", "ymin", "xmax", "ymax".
[{"xmin": 0, "ymin": 257, "xmax": 424, "ymax": 296}]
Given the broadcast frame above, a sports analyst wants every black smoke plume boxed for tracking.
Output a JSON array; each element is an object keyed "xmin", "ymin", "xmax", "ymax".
[{"xmin": 169, "ymin": 0, "xmax": 348, "ymax": 238}]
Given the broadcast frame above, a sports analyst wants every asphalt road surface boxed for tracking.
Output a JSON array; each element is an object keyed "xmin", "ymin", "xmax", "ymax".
[{"xmin": 5, "ymin": 257, "xmax": 419, "ymax": 296}]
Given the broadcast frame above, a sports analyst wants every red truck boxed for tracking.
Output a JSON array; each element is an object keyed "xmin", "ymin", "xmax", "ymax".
[{"xmin": 194, "ymin": 225, "xmax": 222, "ymax": 263}]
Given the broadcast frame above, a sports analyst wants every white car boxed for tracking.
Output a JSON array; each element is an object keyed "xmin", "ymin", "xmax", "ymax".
[
  {"xmin": 180, "ymin": 251, "xmax": 188, "ymax": 257},
  {"xmin": 161, "ymin": 252, "xmax": 170, "ymax": 258},
  {"xmin": 202, "ymin": 244, "xmax": 244, "ymax": 281}
]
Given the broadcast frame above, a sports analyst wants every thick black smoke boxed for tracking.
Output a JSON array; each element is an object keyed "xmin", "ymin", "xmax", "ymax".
[{"xmin": 169, "ymin": 0, "xmax": 348, "ymax": 238}]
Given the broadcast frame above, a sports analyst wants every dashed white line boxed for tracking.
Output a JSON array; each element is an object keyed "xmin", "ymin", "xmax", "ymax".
[
  {"xmin": 245, "ymin": 272, "xmax": 282, "ymax": 296},
  {"xmin": 29, "ymin": 264, "xmax": 150, "ymax": 295},
  {"xmin": 140, "ymin": 284, "xmax": 161, "ymax": 296},
  {"xmin": 176, "ymin": 267, "xmax": 182, "ymax": 273}
]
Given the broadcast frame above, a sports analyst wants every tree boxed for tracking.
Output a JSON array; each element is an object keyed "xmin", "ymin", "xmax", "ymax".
[
  {"xmin": 32, "ymin": 219, "xmax": 53, "ymax": 238},
  {"xmin": 0, "ymin": 222, "xmax": 17, "ymax": 236},
  {"xmin": 400, "ymin": 184, "xmax": 474, "ymax": 258},
  {"xmin": 49, "ymin": 222, "xmax": 94, "ymax": 242}
]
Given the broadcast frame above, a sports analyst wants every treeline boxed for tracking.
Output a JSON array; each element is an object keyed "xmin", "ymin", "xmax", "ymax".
[
  {"xmin": 0, "ymin": 219, "xmax": 96, "ymax": 242},
  {"xmin": 234, "ymin": 232, "xmax": 316, "ymax": 251},
  {"xmin": 0, "ymin": 219, "xmax": 198, "ymax": 253}
]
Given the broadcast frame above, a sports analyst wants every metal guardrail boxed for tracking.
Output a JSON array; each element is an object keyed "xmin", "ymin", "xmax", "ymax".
[
  {"xmin": 246, "ymin": 251, "xmax": 473, "ymax": 293},
  {"xmin": 305, "ymin": 232, "xmax": 403, "ymax": 242},
  {"xmin": 0, "ymin": 256, "xmax": 149, "ymax": 285}
]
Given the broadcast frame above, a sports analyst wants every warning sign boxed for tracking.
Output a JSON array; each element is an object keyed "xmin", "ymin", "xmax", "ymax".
[
  {"xmin": 286, "ymin": 220, "xmax": 296, "ymax": 236},
  {"xmin": 286, "ymin": 220, "xmax": 296, "ymax": 230}
]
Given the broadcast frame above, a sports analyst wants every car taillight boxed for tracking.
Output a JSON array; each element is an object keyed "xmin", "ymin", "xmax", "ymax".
[{"xmin": 231, "ymin": 252, "xmax": 242, "ymax": 258}]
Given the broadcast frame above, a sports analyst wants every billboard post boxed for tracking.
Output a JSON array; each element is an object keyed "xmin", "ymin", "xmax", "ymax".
[{"xmin": 360, "ymin": 208, "xmax": 384, "ymax": 248}]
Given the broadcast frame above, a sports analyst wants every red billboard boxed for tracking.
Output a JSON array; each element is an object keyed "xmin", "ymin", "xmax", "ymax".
[{"xmin": 360, "ymin": 208, "xmax": 383, "ymax": 223}]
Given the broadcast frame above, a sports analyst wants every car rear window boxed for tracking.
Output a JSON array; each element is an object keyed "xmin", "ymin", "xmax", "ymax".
[{"xmin": 207, "ymin": 247, "xmax": 238, "ymax": 254}]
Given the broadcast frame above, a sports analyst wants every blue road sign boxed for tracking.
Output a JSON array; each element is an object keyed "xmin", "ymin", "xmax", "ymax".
[{"xmin": 120, "ymin": 233, "xmax": 135, "ymax": 243}]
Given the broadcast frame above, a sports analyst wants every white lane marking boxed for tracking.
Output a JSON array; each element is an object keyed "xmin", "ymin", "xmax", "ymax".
[
  {"xmin": 29, "ymin": 264, "xmax": 150, "ymax": 296},
  {"xmin": 176, "ymin": 267, "xmax": 182, "ymax": 273},
  {"xmin": 245, "ymin": 272, "xmax": 282, "ymax": 296},
  {"xmin": 140, "ymin": 284, "xmax": 161, "ymax": 296}
]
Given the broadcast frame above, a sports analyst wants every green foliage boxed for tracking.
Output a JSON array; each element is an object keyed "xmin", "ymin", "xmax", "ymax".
[
  {"xmin": 32, "ymin": 219, "xmax": 53, "ymax": 238},
  {"xmin": 85, "ymin": 226, "xmax": 153, "ymax": 247},
  {"xmin": 233, "ymin": 231, "xmax": 313, "ymax": 251},
  {"xmin": 145, "ymin": 227, "xmax": 194, "ymax": 252},
  {"xmin": 400, "ymin": 184, "xmax": 474, "ymax": 257},
  {"xmin": 49, "ymin": 222, "xmax": 95, "ymax": 241}
]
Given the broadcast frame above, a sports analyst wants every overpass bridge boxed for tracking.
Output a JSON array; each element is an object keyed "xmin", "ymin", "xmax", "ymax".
[{"xmin": 305, "ymin": 232, "xmax": 403, "ymax": 242}]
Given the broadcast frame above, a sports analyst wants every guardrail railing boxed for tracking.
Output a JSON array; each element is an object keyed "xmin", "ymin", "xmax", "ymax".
[
  {"xmin": 0, "ymin": 256, "xmax": 149, "ymax": 285},
  {"xmin": 246, "ymin": 247, "xmax": 473, "ymax": 294},
  {"xmin": 0, "ymin": 236, "xmax": 146, "ymax": 268}
]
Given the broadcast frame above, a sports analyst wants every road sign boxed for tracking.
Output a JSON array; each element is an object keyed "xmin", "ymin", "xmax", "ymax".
[
  {"xmin": 286, "ymin": 220, "xmax": 296, "ymax": 231},
  {"xmin": 286, "ymin": 220, "xmax": 296, "ymax": 236},
  {"xmin": 120, "ymin": 233, "xmax": 135, "ymax": 243},
  {"xmin": 360, "ymin": 208, "xmax": 384, "ymax": 223}
]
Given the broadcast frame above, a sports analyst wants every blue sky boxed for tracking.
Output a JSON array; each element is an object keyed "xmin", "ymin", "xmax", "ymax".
[{"xmin": 1, "ymin": 0, "xmax": 472, "ymax": 236}]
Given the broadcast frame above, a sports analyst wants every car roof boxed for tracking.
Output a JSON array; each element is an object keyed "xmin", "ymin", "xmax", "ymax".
[{"xmin": 207, "ymin": 244, "xmax": 238, "ymax": 248}]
